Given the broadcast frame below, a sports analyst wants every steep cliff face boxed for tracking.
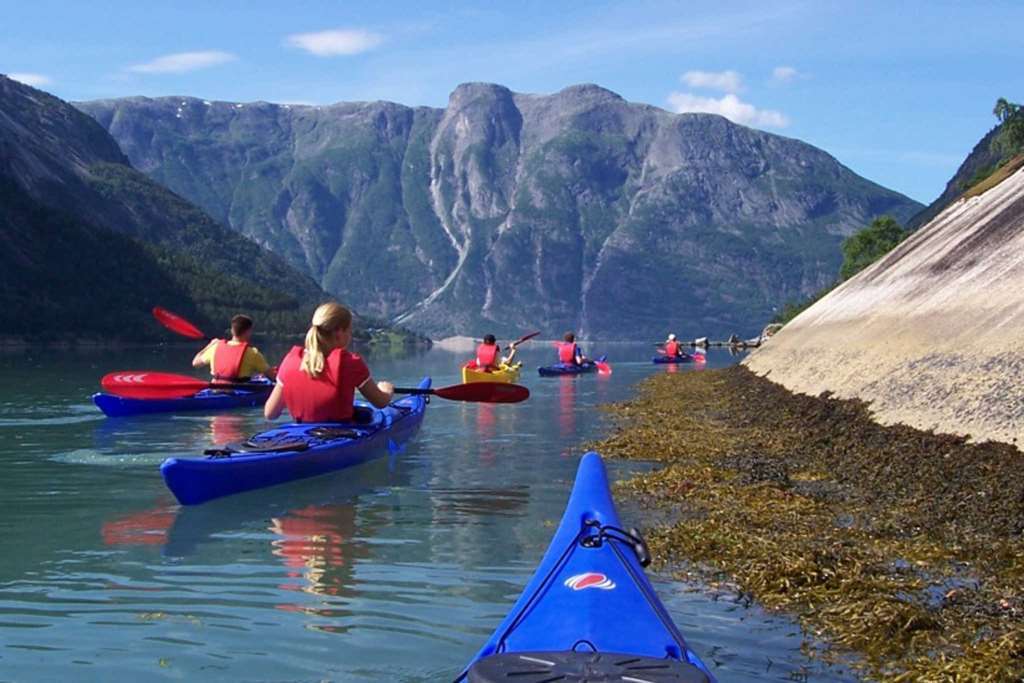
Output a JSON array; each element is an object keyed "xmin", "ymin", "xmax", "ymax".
[
  {"xmin": 0, "ymin": 75, "xmax": 328, "ymax": 340},
  {"xmin": 79, "ymin": 83, "xmax": 921, "ymax": 339},
  {"xmin": 745, "ymin": 165, "xmax": 1024, "ymax": 446}
]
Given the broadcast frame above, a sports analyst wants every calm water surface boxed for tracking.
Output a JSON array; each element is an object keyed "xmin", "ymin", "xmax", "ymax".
[{"xmin": 0, "ymin": 342, "xmax": 855, "ymax": 681}]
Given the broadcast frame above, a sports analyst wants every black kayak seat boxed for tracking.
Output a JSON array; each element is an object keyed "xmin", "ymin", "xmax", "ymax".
[{"xmin": 467, "ymin": 650, "xmax": 711, "ymax": 683}]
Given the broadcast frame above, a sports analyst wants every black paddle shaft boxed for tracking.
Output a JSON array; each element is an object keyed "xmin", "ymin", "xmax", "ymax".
[
  {"xmin": 392, "ymin": 387, "xmax": 433, "ymax": 395},
  {"xmin": 207, "ymin": 382, "xmax": 274, "ymax": 391}
]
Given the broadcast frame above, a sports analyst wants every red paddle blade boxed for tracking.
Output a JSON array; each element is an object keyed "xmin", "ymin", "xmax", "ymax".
[
  {"xmin": 595, "ymin": 361, "xmax": 612, "ymax": 375},
  {"xmin": 433, "ymin": 382, "xmax": 530, "ymax": 403},
  {"xmin": 152, "ymin": 307, "xmax": 205, "ymax": 340},
  {"xmin": 101, "ymin": 371, "xmax": 209, "ymax": 399}
]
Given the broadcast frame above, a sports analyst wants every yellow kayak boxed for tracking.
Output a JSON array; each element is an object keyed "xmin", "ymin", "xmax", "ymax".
[{"xmin": 461, "ymin": 362, "xmax": 522, "ymax": 384}]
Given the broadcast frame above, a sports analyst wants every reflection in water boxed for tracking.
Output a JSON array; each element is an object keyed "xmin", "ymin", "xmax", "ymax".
[
  {"xmin": 100, "ymin": 500, "xmax": 177, "ymax": 546},
  {"xmin": 428, "ymin": 487, "xmax": 530, "ymax": 521},
  {"xmin": 271, "ymin": 504, "xmax": 357, "ymax": 599},
  {"xmin": 596, "ymin": 370, "xmax": 611, "ymax": 402},
  {"xmin": 558, "ymin": 377, "xmax": 576, "ymax": 438},
  {"xmin": 210, "ymin": 413, "xmax": 248, "ymax": 445},
  {"xmin": 475, "ymin": 404, "xmax": 497, "ymax": 466}
]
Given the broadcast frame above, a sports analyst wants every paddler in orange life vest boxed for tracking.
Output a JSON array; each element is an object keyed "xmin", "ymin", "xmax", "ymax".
[
  {"xmin": 264, "ymin": 302, "xmax": 394, "ymax": 423},
  {"xmin": 474, "ymin": 334, "xmax": 519, "ymax": 372},
  {"xmin": 557, "ymin": 332, "xmax": 588, "ymax": 366},
  {"xmin": 192, "ymin": 314, "xmax": 275, "ymax": 382},
  {"xmin": 663, "ymin": 333, "xmax": 683, "ymax": 358}
]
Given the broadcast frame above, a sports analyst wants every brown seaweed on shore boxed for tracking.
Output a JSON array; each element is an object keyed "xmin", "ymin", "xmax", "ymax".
[{"xmin": 593, "ymin": 365, "xmax": 1024, "ymax": 681}]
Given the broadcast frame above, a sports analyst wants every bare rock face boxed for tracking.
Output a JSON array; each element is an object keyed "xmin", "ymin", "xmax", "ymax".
[
  {"xmin": 78, "ymin": 83, "xmax": 921, "ymax": 339},
  {"xmin": 746, "ymin": 166, "xmax": 1024, "ymax": 446}
]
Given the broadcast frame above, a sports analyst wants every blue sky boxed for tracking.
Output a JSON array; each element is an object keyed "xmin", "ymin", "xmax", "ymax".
[{"xmin": 3, "ymin": 0, "xmax": 1022, "ymax": 203}]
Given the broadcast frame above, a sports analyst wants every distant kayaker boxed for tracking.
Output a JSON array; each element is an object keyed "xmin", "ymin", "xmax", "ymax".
[
  {"xmin": 264, "ymin": 302, "xmax": 394, "ymax": 423},
  {"xmin": 474, "ymin": 334, "xmax": 519, "ymax": 372},
  {"xmin": 192, "ymin": 314, "xmax": 275, "ymax": 382},
  {"xmin": 557, "ymin": 332, "xmax": 587, "ymax": 366},
  {"xmin": 663, "ymin": 333, "xmax": 683, "ymax": 358}
]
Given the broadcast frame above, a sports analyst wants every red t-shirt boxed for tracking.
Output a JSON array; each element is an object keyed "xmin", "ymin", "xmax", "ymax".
[{"xmin": 276, "ymin": 346, "xmax": 371, "ymax": 422}]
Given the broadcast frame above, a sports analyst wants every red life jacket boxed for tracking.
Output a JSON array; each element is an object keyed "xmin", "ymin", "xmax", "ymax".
[
  {"xmin": 212, "ymin": 340, "xmax": 249, "ymax": 381},
  {"xmin": 476, "ymin": 343, "xmax": 499, "ymax": 370},
  {"xmin": 665, "ymin": 340, "xmax": 680, "ymax": 357},
  {"xmin": 277, "ymin": 346, "xmax": 369, "ymax": 423},
  {"xmin": 558, "ymin": 342, "xmax": 578, "ymax": 364}
]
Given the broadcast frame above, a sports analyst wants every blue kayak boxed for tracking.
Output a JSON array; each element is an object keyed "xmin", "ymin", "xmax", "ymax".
[
  {"xmin": 160, "ymin": 377, "xmax": 430, "ymax": 505},
  {"xmin": 653, "ymin": 353, "xmax": 696, "ymax": 364},
  {"xmin": 456, "ymin": 452, "xmax": 715, "ymax": 682},
  {"xmin": 93, "ymin": 379, "xmax": 273, "ymax": 417},
  {"xmin": 537, "ymin": 354, "xmax": 607, "ymax": 377}
]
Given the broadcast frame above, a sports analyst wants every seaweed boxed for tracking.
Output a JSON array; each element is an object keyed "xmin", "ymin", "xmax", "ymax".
[{"xmin": 593, "ymin": 366, "xmax": 1024, "ymax": 681}]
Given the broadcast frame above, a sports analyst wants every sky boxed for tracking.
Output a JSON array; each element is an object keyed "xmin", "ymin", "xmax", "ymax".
[{"xmin": 2, "ymin": 0, "xmax": 1022, "ymax": 204}]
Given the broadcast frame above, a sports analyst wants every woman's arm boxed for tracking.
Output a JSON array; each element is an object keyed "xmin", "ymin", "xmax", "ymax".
[
  {"xmin": 264, "ymin": 383, "xmax": 286, "ymax": 419},
  {"xmin": 358, "ymin": 378, "xmax": 395, "ymax": 408}
]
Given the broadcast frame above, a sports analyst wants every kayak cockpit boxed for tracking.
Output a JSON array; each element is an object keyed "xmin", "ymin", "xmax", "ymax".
[{"xmin": 203, "ymin": 404, "xmax": 386, "ymax": 459}]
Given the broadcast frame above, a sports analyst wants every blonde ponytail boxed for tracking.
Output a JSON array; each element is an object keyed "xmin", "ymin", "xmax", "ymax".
[{"xmin": 300, "ymin": 302, "xmax": 353, "ymax": 377}]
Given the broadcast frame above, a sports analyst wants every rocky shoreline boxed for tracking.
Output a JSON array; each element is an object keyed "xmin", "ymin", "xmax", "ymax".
[{"xmin": 593, "ymin": 366, "xmax": 1023, "ymax": 681}]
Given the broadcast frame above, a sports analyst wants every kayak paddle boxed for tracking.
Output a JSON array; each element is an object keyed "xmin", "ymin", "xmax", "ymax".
[
  {"xmin": 101, "ymin": 371, "xmax": 270, "ymax": 400},
  {"xmin": 395, "ymin": 382, "xmax": 529, "ymax": 404},
  {"xmin": 511, "ymin": 331, "xmax": 540, "ymax": 346},
  {"xmin": 595, "ymin": 358, "xmax": 612, "ymax": 375},
  {"xmin": 153, "ymin": 307, "xmax": 206, "ymax": 340},
  {"xmin": 103, "ymin": 372, "xmax": 529, "ymax": 404}
]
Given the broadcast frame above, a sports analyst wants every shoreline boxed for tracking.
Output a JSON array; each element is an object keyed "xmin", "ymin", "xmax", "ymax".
[{"xmin": 592, "ymin": 365, "xmax": 1023, "ymax": 680}]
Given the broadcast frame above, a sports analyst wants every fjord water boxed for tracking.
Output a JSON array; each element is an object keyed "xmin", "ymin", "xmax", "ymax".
[{"xmin": 0, "ymin": 344, "xmax": 853, "ymax": 682}]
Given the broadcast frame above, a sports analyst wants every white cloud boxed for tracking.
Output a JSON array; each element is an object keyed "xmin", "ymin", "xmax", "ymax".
[
  {"xmin": 770, "ymin": 65, "xmax": 800, "ymax": 84},
  {"xmin": 680, "ymin": 69, "xmax": 743, "ymax": 93},
  {"xmin": 8, "ymin": 72, "xmax": 52, "ymax": 87},
  {"xmin": 668, "ymin": 92, "xmax": 789, "ymax": 128},
  {"xmin": 285, "ymin": 29, "xmax": 383, "ymax": 56},
  {"xmin": 128, "ymin": 51, "xmax": 237, "ymax": 74}
]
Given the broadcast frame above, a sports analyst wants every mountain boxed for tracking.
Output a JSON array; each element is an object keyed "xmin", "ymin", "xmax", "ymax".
[
  {"xmin": 906, "ymin": 124, "xmax": 1005, "ymax": 230},
  {"xmin": 1, "ymin": 175, "xmax": 193, "ymax": 341},
  {"xmin": 79, "ymin": 83, "xmax": 922, "ymax": 339},
  {"xmin": 0, "ymin": 74, "xmax": 418, "ymax": 344}
]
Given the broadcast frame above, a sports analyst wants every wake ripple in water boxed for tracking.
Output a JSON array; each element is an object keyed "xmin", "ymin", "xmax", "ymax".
[
  {"xmin": 0, "ymin": 414, "xmax": 101, "ymax": 428},
  {"xmin": 48, "ymin": 449, "xmax": 171, "ymax": 466}
]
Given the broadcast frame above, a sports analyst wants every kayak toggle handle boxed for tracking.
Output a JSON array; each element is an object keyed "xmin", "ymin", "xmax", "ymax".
[{"xmin": 579, "ymin": 520, "xmax": 652, "ymax": 567}]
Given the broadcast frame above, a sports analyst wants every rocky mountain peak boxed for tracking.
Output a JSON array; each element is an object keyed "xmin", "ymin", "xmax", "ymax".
[{"xmin": 78, "ymin": 83, "xmax": 922, "ymax": 339}]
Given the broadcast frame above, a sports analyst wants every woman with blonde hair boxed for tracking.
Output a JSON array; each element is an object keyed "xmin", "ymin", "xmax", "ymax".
[{"xmin": 264, "ymin": 303, "xmax": 394, "ymax": 422}]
